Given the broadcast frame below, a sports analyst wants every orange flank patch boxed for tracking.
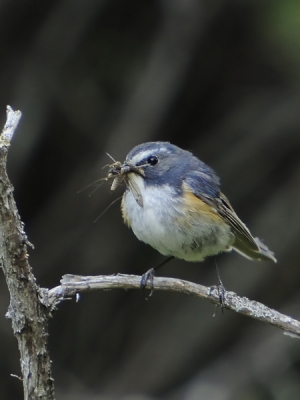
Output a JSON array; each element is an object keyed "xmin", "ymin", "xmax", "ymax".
[{"xmin": 180, "ymin": 184, "xmax": 225, "ymax": 225}]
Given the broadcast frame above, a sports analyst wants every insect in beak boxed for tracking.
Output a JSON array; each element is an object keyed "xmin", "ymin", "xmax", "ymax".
[
  {"xmin": 104, "ymin": 153, "xmax": 145, "ymax": 207},
  {"xmin": 104, "ymin": 153, "xmax": 127, "ymax": 191}
]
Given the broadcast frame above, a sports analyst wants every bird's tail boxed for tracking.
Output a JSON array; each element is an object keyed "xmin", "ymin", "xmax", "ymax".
[{"xmin": 232, "ymin": 235, "xmax": 277, "ymax": 263}]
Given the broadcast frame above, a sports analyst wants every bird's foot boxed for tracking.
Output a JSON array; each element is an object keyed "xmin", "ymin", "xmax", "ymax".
[
  {"xmin": 140, "ymin": 268, "xmax": 155, "ymax": 298},
  {"xmin": 210, "ymin": 278, "xmax": 226, "ymax": 314}
]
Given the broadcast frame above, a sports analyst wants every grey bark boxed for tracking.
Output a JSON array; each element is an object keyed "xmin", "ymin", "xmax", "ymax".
[{"xmin": 0, "ymin": 107, "xmax": 55, "ymax": 400}]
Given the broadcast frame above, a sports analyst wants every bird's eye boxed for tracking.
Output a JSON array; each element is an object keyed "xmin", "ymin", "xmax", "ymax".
[{"xmin": 147, "ymin": 155, "xmax": 158, "ymax": 166}]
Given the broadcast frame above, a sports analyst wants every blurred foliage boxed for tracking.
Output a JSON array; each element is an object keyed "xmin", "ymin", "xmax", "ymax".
[{"xmin": 0, "ymin": 0, "xmax": 300, "ymax": 399}]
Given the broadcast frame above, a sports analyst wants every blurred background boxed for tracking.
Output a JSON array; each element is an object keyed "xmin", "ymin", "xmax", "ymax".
[{"xmin": 0, "ymin": 0, "xmax": 300, "ymax": 399}]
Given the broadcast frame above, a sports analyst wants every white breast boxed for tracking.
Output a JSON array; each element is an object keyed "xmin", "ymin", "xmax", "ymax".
[{"xmin": 122, "ymin": 175, "xmax": 233, "ymax": 261}]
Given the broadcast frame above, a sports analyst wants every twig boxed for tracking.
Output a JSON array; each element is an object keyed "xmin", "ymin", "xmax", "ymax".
[{"xmin": 41, "ymin": 273, "xmax": 300, "ymax": 338}]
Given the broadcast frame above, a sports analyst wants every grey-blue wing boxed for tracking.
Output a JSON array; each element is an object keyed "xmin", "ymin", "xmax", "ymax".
[{"xmin": 184, "ymin": 172, "xmax": 276, "ymax": 262}]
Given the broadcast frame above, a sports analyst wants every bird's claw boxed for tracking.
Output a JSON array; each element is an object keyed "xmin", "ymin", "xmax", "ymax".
[
  {"xmin": 140, "ymin": 268, "xmax": 155, "ymax": 298},
  {"xmin": 210, "ymin": 279, "xmax": 226, "ymax": 314}
]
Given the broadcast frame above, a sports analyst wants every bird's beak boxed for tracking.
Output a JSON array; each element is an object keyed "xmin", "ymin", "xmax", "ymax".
[
  {"xmin": 118, "ymin": 162, "xmax": 145, "ymax": 177},
  {"xmin": 107, "ymin": 161, "xmax": 143, "ymax": 178}
]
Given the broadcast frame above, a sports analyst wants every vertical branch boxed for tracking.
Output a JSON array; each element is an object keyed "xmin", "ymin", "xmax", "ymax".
[{"xmin": 0, "ymin": 106, "xmax": 55, "ymax": 400}]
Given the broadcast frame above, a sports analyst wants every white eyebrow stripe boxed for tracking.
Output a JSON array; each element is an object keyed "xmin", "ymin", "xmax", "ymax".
[{"xmin": 128, "ymin": 146, "xmax": 170, "ymax": 164}]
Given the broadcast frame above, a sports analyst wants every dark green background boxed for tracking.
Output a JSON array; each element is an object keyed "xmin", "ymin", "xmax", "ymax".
[{"xmin": 0, "ymin": 1, "xmax": 300, "ymax": 399}]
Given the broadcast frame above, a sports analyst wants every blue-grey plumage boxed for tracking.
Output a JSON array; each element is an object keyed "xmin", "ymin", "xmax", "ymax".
[{"xmin": 120, "ymin": 142, "xmax": 276, "ymax": 263}]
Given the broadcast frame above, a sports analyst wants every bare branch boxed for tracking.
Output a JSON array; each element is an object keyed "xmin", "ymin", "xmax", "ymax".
[
  {"xmin": 1, "ymin": 106, "xmax": 299, "ymax": 400},
  {"xmin": 0, "ymin": 105, "xmax": 22, "ymax": 146},
  {"xmin": 0, "ymin": 107, "xmax": 55, "ymax": 400},
  {"xmin": 42, "ymin": 273, "xmax": 300, "ymax": 339}
]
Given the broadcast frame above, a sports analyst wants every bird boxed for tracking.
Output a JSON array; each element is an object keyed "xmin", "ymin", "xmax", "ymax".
[{"xmin": 108, "ymin": 141, "xmax": 276, "ymax": 278}]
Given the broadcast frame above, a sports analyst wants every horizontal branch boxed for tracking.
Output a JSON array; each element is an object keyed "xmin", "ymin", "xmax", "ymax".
[{"xmin": 41, "ymin": 273, "xmax": 300, "ymax": 338}]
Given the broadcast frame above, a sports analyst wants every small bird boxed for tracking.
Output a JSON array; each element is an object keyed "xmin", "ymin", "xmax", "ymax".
[{"xmin": 109, "ymin": 142, "xmax": 276, "ymax": 270}]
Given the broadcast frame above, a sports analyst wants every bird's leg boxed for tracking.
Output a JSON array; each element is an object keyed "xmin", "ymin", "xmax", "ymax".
[
  {"xmin": 141, "ymin": 256, "xmax": 174, "ymax": 298},
  {"xmin": 210, "ymin": 258, "xmax": 226, "ymax": 313}
]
